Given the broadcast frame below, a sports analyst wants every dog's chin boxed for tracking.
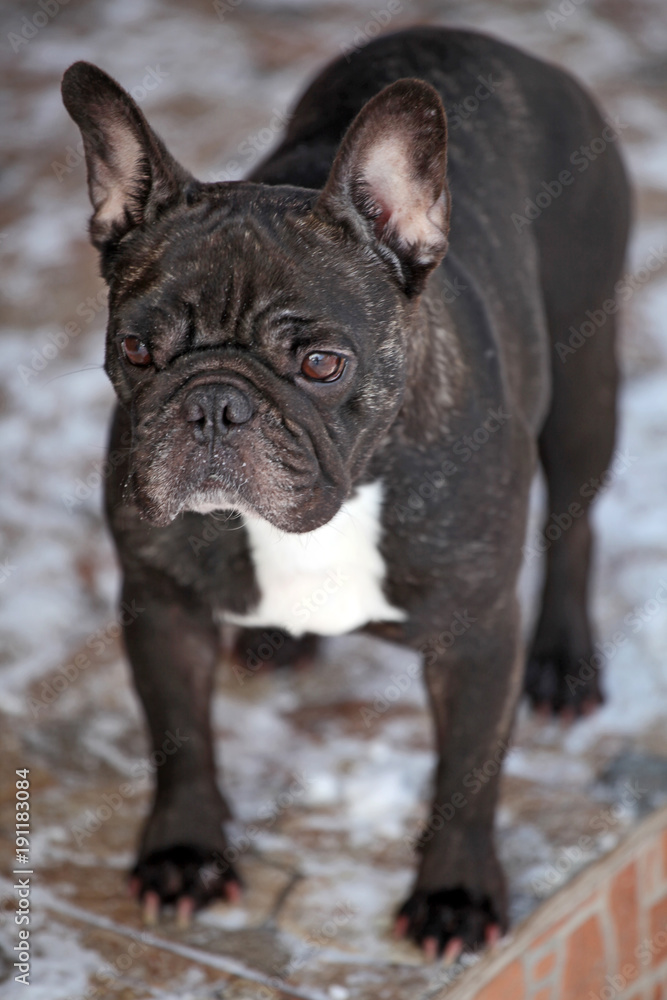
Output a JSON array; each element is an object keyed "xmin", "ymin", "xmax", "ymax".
[
  {"xmin": 135, "ymin": 483, "xmax": 346, "ymax": 535},
  {"xmin": 185, "ymin": 490, "xmax": 346, "ymax": 534},
  {"xmin": 183, "ymin": 489, "xmax": 253, "ymax": 519}
]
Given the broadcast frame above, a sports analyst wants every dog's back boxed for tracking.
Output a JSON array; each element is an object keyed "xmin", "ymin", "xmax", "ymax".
[
  {"xmin": 62, "ymin": 28, "xmax": 631, "ymax": 955},
  {"xmin": 255, "ymin": 27, "xmax": 630, "ymax": 434}
]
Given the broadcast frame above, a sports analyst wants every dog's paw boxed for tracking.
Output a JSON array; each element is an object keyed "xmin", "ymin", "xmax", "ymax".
[
  {"xmin": 524, "ymin": 645, "xmax": 604, "ymax": 718},
  {"xmin": 130, "ymin": 844, "xmax": 242, "ymax": 925},
  {"xmin": 395, "ymin": 886, "xmax": 503, "ymax": 961}
]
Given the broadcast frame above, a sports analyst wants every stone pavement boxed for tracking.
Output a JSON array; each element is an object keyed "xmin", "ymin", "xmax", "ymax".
[{"xmin": 2, "ymin": 0, "xmax": 667, "ymax": 996}]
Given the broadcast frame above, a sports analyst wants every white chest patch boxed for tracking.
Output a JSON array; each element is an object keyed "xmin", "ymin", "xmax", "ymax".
[{"xmin": 223, "ymin": 481, "xmax": 406, "ymax": 637}]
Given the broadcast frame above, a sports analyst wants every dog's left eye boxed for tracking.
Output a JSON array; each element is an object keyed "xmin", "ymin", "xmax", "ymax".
[
  {"xmin": 301, "ymin": 352, "xmax": 346, "ymax": 382},
  {"xmin": 121, "ymin": 336, "xmax": 152, "ymax": 367}
]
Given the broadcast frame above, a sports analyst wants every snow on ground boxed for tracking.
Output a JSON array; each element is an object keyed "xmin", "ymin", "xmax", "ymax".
[{"xmin": 1, "ymin": 0, "xmax": 667, "ymax": 997}]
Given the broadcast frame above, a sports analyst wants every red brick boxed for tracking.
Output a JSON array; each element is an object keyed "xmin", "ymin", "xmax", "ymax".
[
  {"xmin": 662, "ymin": 829, "xmax": 667, "ymax": 883},
  {"xmin": 562, "ymin": 915, "xmax": 606, "ymax": 1000},
  {"xmin": 650, "ymin": 896, "xmax": 667, "ymax": 966},
  {"xmin": 474, "ymin": 960, "xmax": 525, "ymax": 1000},
  {"xmin": 529, "ymin": 916, "xmax": 571, "ymax": 953},
  {"xmin": 610, "ymin": 862, "xmax": 640, "ymax": 971},
  {"xmin": 642, "ymin": 844, "xmax": 664, "ymax": 898},
  {"xmin": 533, "ymin": 989, "xmax": 551, "ymax": 1000},
  {"xmin": 532, "ymin": 952, "xmax": 556, "ymax": 981}
]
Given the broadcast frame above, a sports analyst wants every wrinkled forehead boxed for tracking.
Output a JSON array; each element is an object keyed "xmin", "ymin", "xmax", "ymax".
[
  {"xmin": 116, "ymin": 192, "xmax": 300, "ymax": 295},
  {"xmin": 111, "ymin": 187, "xmax": 379, "ymax": 338}
]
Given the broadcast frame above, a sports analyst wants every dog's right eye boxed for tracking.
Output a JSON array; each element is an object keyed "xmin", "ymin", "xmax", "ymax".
[
  {"xmin": 300, "ymin": 351, "xmax": 346, "ymax": 382},
  {"xmin": 121, "ymin": 336, "xmax": 152, "ymax": 367}
]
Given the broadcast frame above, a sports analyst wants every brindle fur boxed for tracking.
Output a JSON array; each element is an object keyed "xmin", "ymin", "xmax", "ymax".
[{"xmin": 62, "ymin": 27, "xmax": 630, "ymax": 953}]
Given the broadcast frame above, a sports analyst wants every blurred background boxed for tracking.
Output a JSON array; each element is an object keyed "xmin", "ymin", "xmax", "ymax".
[{"xmin": 1, "ymin": 0, "xmax": 667, "ymax": 997}]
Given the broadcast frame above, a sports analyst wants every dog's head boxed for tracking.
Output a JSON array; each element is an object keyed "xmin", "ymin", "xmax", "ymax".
[{"xmin": 62, "ymin": 62, "xmax": 449, "ymax": 532}]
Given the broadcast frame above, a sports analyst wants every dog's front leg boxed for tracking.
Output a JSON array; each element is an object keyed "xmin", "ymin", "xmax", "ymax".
[
  {"xmin": 398, "ymin": 595, "xmax": 523, "ymax": 959},
  {"xmin": 121, "ymin": 571, "xmax": 239, "ymax": 921}
]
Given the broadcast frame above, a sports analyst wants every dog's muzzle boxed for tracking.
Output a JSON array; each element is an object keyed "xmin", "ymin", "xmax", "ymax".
[{"xmin": 182, "ymin": 383, "xmax": 254, "ymax": 444}]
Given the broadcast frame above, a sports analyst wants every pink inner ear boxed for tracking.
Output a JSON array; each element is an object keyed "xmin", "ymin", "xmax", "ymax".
[
  {"xmin": 90, "ymin": 124, "xmax": 144, "ymax": 227},
  {"xmin": 360, "ymin": 135, "xmax": 447, "ymax": 256},
  {"xmin": 363, "ymin": 136, "xmax": 408, "ymax": 223},
  {"xmin": 373, "ymin": 201, "xmax": 393, "ymax": 238}
]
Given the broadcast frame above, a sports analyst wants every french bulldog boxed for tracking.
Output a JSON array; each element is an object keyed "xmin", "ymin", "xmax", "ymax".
[{"xmin": 61, "ymin": 26, "xmax": 630, "ymax": 957}]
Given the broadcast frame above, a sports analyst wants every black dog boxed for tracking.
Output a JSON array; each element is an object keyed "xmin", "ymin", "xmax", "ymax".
[{"xmin": 62, "ymin": 27, "xmax": 630, "ymax": 956}]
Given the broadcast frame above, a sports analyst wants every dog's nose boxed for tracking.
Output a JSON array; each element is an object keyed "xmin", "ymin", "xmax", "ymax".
[{"xmin": 183, "ymin": 384, "xmax": 254, "ymax": 444}]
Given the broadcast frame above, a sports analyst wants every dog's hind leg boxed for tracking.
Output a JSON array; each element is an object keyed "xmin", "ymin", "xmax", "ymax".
[
  {"xmin": 230, "ymin": 627, "xmax": 320, "ymax": 676},
  {"xmin": 525, "ymin": 144, "xmax": 630, "ymax": 714},
  {"xmin": 524, "ymin": 304, "xmax": 619, "ymax": 715}
]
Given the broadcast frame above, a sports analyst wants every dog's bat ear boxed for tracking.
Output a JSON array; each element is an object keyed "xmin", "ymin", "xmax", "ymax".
[
  {"xmin": 315, "ymin": 79, "xmax": 449, "ymax": 296},
  {"xmin": 61, "ymin": 61, "xmax": 192, "ymax": 262}
]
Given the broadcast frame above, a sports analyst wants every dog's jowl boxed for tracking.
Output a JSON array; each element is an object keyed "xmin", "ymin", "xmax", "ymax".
[{"xmin": 62, "ymin": 27, "xmax": 630, "ymax": 955}]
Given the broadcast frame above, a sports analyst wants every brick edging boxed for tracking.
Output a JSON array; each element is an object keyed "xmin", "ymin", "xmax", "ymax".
[{"xmin": 437, "ymin": 802, "xmax": 667, "ymax": 999}]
